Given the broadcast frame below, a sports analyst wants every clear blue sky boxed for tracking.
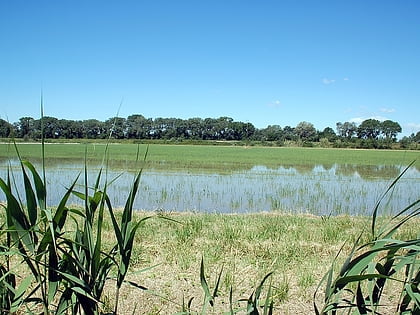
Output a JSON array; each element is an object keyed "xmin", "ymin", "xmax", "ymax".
[{"xmin": 1, "ymin": 0, "xmax": 419, "ymax": 137}]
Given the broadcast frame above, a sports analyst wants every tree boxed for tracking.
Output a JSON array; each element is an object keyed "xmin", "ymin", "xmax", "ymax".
[
  {"xmin": 357, "ymin": 119, "xmax": 381, "ymax": 139},
  {"xmin": 414, "ymin": 131, "xmax": 420, "ymax": 143},
  {"xmin": 81, "ymin": 119, "xmax": 105, "ymax": 139},
  {"xmin": 336, "ymin": 122, "xmax": 357, "ymax": 139},
  {"xmin": 14, "ymin": 117, "xmax": 35, "ymax": 138},
  {"xmin": 185, "ymin": 118, "xmax": 203, "ymax": 139},
  {"xmin": 295, "ymin": 121, "xmax": 317, "ymax": 141},
  {"xmin": 126, "ymin": 114, "xmax": 153, "ymax": 139},
  {"xmin": 215, "ymin": 117, "xmax": 234, "ymax": 140},
  {"xmin": 40, "ymin": 116, "xmax": 60, "ymax": 138},
  {"xmin": 260, "ymin": 125, "xmax": 283, "ymax": 141},
  {"xmin": 283, "ymin": 126, "xmax": 297, "ymax": 141},
  {"xmin": 243, "ymin": 122, "xmax": 256, "ymax": 140},
  {"xmin": 228, "ymin": 121, "xmax": 255, "ymax": 140},
  {"xmin": 381, "ymin": 120, "xmax": 402, "ymax": 141},
  {"xmin": 319, "ymin": 127, "xmax": 337, "ymax": 141},
  {"xmin": 0, "ymin": 119, "xmax": 12, "ymax": 137},
  {"xmin": 104, "ymin": 117, "xmax": 126, "ymax": 139}
]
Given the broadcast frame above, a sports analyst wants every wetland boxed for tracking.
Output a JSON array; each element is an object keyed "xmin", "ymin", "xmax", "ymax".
[{"xmin": 0, "ymin": 143, "xmax": 418, "ymax": 216}]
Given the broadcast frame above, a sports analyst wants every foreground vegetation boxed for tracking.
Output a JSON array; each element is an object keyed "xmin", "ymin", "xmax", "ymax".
[{"xmin": 1, "ymin": 205, "xmax": 419, "ymax": 314}]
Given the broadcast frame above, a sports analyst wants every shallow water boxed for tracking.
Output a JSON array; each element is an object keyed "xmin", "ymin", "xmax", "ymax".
[{"xmin": 0, "ymin": 160, "xmax": 418, "ymax": 215}]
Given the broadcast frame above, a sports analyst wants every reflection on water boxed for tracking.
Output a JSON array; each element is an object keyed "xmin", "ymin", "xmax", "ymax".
[{"xmin": 0, "ymin": 160, "xmax": 418, "ymax": 215}]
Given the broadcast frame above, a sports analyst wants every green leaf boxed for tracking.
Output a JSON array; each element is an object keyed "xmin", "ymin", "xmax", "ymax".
[
  {"xmin": 200, "ymin": 257, "xmax": 213, "ymax": 306},
  {"xmin": 22, "ymin": 159, "xmax": 47, "ymax": 210},
  {"xmin": 20, "ymin": 162, "xmax": 38, "ymax": 227},
  {"xmin": 10, "ymin": 275, "xmax": 32, "ymax": 312}
]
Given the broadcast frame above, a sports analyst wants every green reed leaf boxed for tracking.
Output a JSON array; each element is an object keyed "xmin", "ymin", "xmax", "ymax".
[
  {"xmin": 200, "ymin": 256, "xmax": 213, "ymax": 307},
  {"xmin": 21, "ymin": 160, "xmax": 47, "ymax": 211}
]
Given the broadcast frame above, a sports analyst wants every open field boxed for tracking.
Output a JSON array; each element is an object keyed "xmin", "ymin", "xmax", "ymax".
[{"xmin": 0, "ymin": 143, "xmax": 419, "ymax": 171}]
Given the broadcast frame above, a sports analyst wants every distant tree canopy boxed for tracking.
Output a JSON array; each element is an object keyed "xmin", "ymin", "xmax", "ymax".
[
  {"xmin": 0, "ymin": 118, "xmax": 13, "ymax": 138},
  {"xmin": 2, "ymin": 114, "xmax": 414, "ymax": 148}
]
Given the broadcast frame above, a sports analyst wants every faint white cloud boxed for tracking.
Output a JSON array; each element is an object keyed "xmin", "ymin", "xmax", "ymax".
[
  {"xmin": 349, "ymin": 117, "xmax": 364, "ymax": 124},
  {"xmin": 380, "ymin": 107, "xmax": 396, "ymax": 113},
  {"xmin": 343, "ymin": 77, "xmax": 349, "ymax": 81},
  {"xmin": 322, "ymin": 78, "xmax": 335, "ymax": 85},
  {"xmin": 349, "ymin": 116, "xmax": 389, "ymax": 124},
  {"xmin": 268, "ymin": 100, "xmax": 282, "ymax": 108}
]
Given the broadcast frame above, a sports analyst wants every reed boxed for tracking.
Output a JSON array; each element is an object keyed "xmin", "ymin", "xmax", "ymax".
[{"xmin": 0, "ymin": 108, "xmax": 153, "ymax": 314}]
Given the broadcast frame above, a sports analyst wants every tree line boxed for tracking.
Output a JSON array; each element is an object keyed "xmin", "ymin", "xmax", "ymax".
[{"xmin": 0, "ymin": 115, "xmax": 419, "ymax": 149}]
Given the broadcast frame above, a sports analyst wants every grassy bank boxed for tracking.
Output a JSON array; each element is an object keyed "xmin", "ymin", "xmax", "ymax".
[
  {"xmin": 73, "ymin": 210, "xmax": 419, "ymax": 314},
  {"xmin": 0, "ymin": 143, "xmax": 418, "ymax": 171},
  {"xmin": 2, "ymin": 205, "xmax": 418, "ymax": 314}
]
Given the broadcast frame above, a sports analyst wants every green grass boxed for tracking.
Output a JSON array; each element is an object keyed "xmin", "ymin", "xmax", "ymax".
[
  {"xmin": 99, "ymin": 211, "xmax": 419, "ymax": 314},
  {"xmin": 0, "ymin": 143, "xmax": 418, "ymax": 172}
]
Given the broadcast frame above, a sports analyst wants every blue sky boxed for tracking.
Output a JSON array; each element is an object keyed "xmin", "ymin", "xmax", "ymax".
[{"xmin": 1, "ymin": 0, "xmax": 419, "ymax": 137}]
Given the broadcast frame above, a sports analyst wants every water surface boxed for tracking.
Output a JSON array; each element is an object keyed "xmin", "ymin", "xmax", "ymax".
[{"xmin": 0, "ymin": 160, "xmax": 418, "ymax": 215}]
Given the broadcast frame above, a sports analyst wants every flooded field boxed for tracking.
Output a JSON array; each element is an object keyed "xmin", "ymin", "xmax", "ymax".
[{"xmin": 1, "ymin": 159, "xmax": 418, "ymax": 215}]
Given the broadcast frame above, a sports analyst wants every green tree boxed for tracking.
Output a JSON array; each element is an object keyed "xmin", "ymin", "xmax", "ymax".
[
  {"xmin": 260, "ymin": 125, "xmax": 283, "ymax": 141},
  {"xmin": 336, "ymin": 121, "xmax": 357, "ymax": 139},
  {"xmin": 295, "ymin": 121, "xmax": 317, "ymax": 141},
  {"xmin": 357, "ymin": 119, "xmax": 381, "ymax": 139},
  {"xmin": 381, "ymin": 120, "xmax": 402, "ymax": 141},
  {"xmin": 56, "ymin": 119, "xmax": 83, "ymax": 139},
  {"xmin": 283, "ymin": 126, "xmax": 297, "ymax": 141},
  {"xmin": 104, "ymin": 117, "xmax": 126, "ymax": 139},
  {"xmin": 202, "ymin": 117, "xmax": 214, "ymax": 140},
  {"xmin": 414, "ymin": 131, "xmax": 420, "ymax": 143},
  {"xmin": 0, "ymin": 119, "xmax": 12, "ymax": 137},
  {"xmin": 82, "ymin": 119, "xmax": 105, "ymax": 139},
  {"xmin": 186, "ymin": 118, "xmax": 203, "ymax": 139},
  {"xmin": 14, "ymin": 117, "xmax": 36, "ymax": 138},
  {"xmin": 40, "ymin": 116, "xmax": 61, "ymax": 138},
  {"xmin": 319, "ymin": 127, "xmax": 337, "ymax": 141}
]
